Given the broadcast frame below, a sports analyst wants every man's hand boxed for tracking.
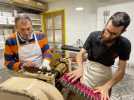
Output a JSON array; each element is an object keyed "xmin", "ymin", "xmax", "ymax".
[
  {"xmin": 67, "ymin": 48, "xmax": 85, "ymax": 83},
  {"xmin": 94, "ymin": 84, "xmax": 111, "ymax": 100},
  {"xmin": 21, "ymin": 61, "xmax": 40, "ymax": 73},
  {"xmin": 67, "ymin": 67, "xmax": 83, "ymax": 83},
  {"xmin": 21, "ymin": 61, "xmax": 37, "ymax": 68},
  {"xmin": 41, "ymin": 59, "xmax": 51, "ymax": 71}
]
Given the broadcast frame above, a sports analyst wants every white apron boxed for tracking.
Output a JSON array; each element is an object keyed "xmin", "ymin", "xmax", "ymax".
[
  {"xmin": 16, "ymin": 33, "xmax": 43, "ymax": 68},
  {"xmin": 81, "ymin": 60, "xmax": 112, "ymax": 88}
]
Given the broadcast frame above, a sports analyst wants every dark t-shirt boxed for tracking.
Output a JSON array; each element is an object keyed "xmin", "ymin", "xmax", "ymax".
[{"xmin": 83, "ymin": 31, "xmax": 131, "ymax": 66}]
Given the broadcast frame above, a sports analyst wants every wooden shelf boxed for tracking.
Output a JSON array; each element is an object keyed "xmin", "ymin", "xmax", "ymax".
[
  {"xmin": 31, "ymin": 19, "xmax": 41, "ymax": 21},
  {"xmin": 33, "ymin": 24, "xmax": 41, "ymax": 26},
  {"xmin": 0, "ymin": 24, "xmax": 14, "ymax": 28}
]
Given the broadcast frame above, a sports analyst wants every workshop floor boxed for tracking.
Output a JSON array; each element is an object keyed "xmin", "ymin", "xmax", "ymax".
[{"xmin": 111, "ymin": 66, "xmax": 134, "ymax": 100}]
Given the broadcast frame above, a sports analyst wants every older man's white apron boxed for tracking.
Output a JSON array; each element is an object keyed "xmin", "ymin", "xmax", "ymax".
[{"xmin": 16, "ymin": 33, "xmax": 42, "ymax": 68}]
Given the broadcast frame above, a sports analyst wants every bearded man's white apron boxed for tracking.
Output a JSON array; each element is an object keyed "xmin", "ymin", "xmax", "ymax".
[{"xmin": 81, "ymin": 60, "xmax": 112, "ymax": 88}]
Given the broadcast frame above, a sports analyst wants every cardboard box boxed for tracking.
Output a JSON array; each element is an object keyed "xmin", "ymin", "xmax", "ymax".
[
  {"xmin": 0, "ymin": 16, "xmax": 7, "ymax": 24},
  {"xmin": 7, "ymin": 17, "xmax": 15, "ymax": 25},
  {"xmin": 2, "ymin": 12, "xmax": 13, "ymax": 17}
]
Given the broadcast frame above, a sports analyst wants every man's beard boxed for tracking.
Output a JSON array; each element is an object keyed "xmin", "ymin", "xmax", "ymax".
[
  {"xmin": 101, "ymin": 33, "xmax": 119, "ymax": 44},
  {"xmin": 20, "ymin": 33, "xmax": 32, "ymax": 40},
  {"xmin": 101, "ymin": 37, "xmax": 114, "ymax": 43}
]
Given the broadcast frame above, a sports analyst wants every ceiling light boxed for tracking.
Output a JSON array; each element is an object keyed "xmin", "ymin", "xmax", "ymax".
[{"xmin": 75, "ymin": 7, "xmax": 84, "ymax": 11}]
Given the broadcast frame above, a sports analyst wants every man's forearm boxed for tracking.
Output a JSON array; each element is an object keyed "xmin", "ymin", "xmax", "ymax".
[
  {"xmin": 5, "ymin": 61, "xmax": 22, "ymax": 71},
  {"xmin": 105, "ymin": 60, "xmax": 127, "ymax": 89},
  {"xmin": 76, "ymin": 52, "xmax": 84, "ymax": 69},
  {"xmin": 76, "ymin": 48, "xmax": 87, "ymax": 71},
  {"xmin": 105, "ymin": 69, "xmax": 125, "ymax": 89}
]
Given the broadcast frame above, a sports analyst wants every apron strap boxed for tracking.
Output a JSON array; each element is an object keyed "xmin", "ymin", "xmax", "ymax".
[{"xmin": 16, "ymin": 33, "xmax": 20, "ymax": 47}]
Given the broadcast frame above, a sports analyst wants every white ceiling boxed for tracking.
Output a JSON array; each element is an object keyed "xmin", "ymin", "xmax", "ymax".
[
  {"xmin": 38, "ymin": 0, "xmax": 134, "ymax": 3},
  {"xmin": 95, "ymin": 0, "xmax": 134, "ymax": 6},
  {"xmin": 0, "ymin": 0, "xmax": 133, "ymax": 3},
  {"xmin": 0, "ymin": 0, "xmax": 131, "ymax": 6},
  {"xmin": 38, "ymin": 0, "xmax": 134, "ymax": 8}
]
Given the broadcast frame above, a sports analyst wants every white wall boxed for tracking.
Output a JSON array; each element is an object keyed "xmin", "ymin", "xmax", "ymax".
[{"xmin": 48, "ymin": 0, "xmax": 98, "ymax": 45}]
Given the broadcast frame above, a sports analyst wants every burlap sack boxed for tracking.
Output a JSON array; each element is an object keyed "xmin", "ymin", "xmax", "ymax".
[{"xmin": 0, "ymin": 77, "xmax": 64, "ymax": 100}]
